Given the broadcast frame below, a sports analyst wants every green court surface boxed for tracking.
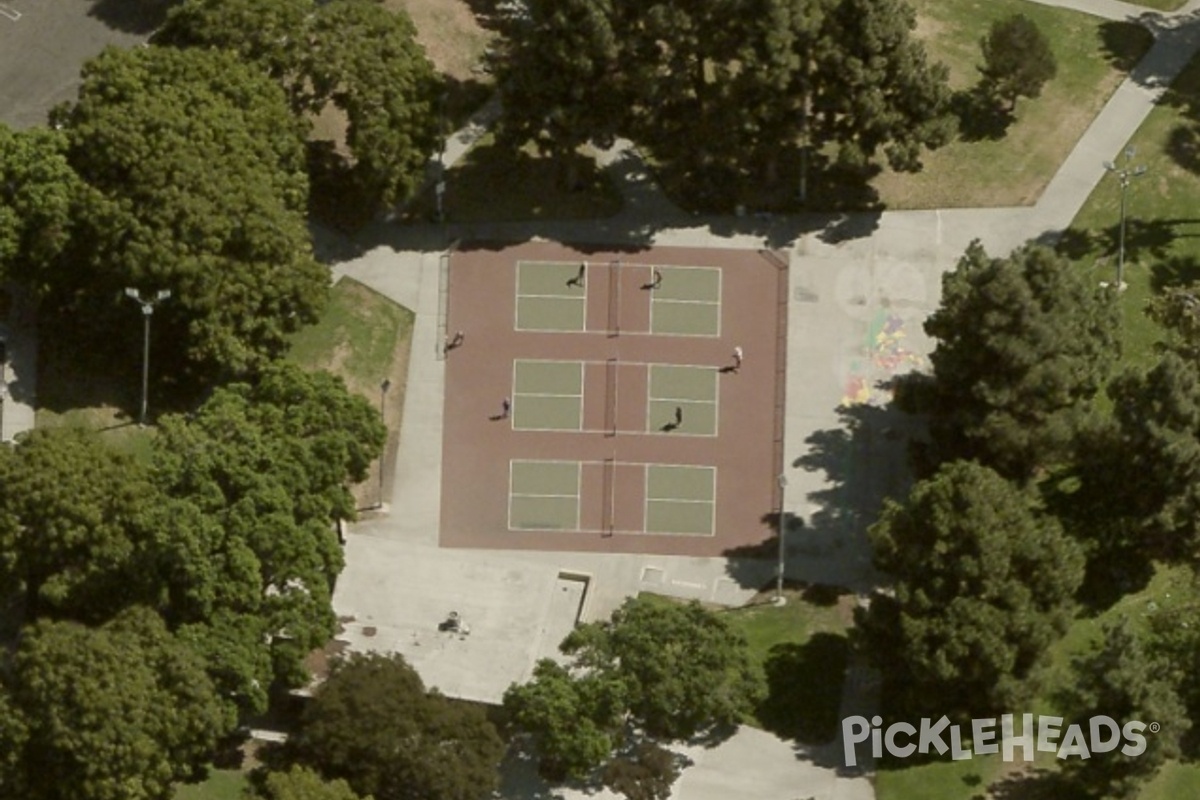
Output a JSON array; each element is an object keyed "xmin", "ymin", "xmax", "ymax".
[
  {"xmin": 510, "ymin": 460, "xmax": 580, "ymax": 530},
  {"xmin": 645, "ymin": 465, "xmax": 715, "ymax": 535},
  {"xmin": 516, "ymin": 261, "xmax": 586, "ymax": 332},
  {"xmin": 512, "ymin": 360, "xmax": 583, "ymax": 431},
  {"xmin": 647, "ymin": 365, "xmax": 718, "ymax": 435},
  {"xmin": 650, "ymin": 266, "xmax": 721, "ymax": 336}
]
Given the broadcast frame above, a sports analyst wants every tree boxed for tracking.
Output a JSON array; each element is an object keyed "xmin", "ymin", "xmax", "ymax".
[
  {"xmin": 287, "ymin": 653, "xmax": 504, "ymax": 800},
  {"xmin": 562, "ymin": 596, "xmax": 763, "ymax": 741},
  {"xmin": 917, "ymin": 241, "xmax": 1118, "ymax": 479},
  {"xmin": 6, "ymin": 607, "xmax": 231, "ymax": 800},
  {"xmin": 1146, "ymin": 280, "xmax": 1200, "ymax": 359},
  {"xmin": 0, "ymin": 125, "xmax": 80, "ymax": 288},
  {"xmin": 858, "ymin": 460, "xmax": 1084, "ymax": 720},
  {"xmin": 979, "ymin": 14, "xmax": 1057, "ymax": 110},
  {"xmin": 251, "ymin": 767, "xmax": 369, "ymax": 800},
  {"xmin": 154, "ymin": 0, "xmax": 314, "ymax": 111},
  {"xmin": 152, "ymin": 363, "xmax": 385, "ymax": 689},
  {"xmin": 809, "ymin": 0, "xmax": 955, "ymax": 172},
  {"xmin": 492, "ymin": 0, "xmax": 623, "ymax": 188},
  {"xmin": 1058, "ymin": 621, "xmax": 1189, "ymax": 799},
  {"xmin": 157, "ymin": 0, "xmax": 440, "ymax": 210},
  {"xmin": 309, "ymin": 0, "xmax": 440, "ymax": 208},
  {"xmin": 0, "ymin": 426, "xmax": 155, "ymax": 621},
  {"xmin": 51, "ymin": 45, "xmax": 325, "ymax": 381},
  {"xmin": 602, "ymin": 742, "xmax": 681, "ymax": 800},
  {"xmin": 503, "ymin": 659, "xmax": 626, "ymax": 781},
  {"xmin": 1108, "ymin": 352, "xmax": 1200, "ymax": 562}
]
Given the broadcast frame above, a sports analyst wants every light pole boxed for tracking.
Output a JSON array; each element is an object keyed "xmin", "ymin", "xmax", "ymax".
[
  {"xmin": 1103, "ymin": 147, "xmax": 1148, "ymax": 292},
  {"xmin": 775, "ymin": 473, "xmax": 789, "ymax": 606},
  {"xmin": 124, "ymin": 288, "xmax": 171, "ymax": 426},
  {"xmin": 378, "ymin": 378, "xmax": 391, "ymax": 508}
]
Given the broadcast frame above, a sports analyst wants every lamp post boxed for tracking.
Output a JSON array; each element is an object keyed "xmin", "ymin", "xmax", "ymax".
[
  {"xmin": 378, "ymin": 378, "xmax": 391, "ymax": 508},
  {"xmin": 775, "ymin": 473, "xmax": 789, "ymax": 606},
  {"xmin": 124, "ymin": 288, "xmax": 170, "ymax": 426},
  {"xmin": 1103, "ymin": 147, "xmax": 1148, "ymax": 292}
]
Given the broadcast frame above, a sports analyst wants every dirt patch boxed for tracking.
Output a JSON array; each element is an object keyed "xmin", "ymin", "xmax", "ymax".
[{"xmin": 385, "ymin": 0, "xmax": 495, "ymax": 81}]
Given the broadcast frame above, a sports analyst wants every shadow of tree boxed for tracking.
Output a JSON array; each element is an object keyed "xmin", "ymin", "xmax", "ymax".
[
  {"xmin": 987, "ymin": 766, "xmax": 1083, "ymax": 800},
  {"xmin": 756, "ymin": 632, "xmax": 849, "ymax": 745},
  {"xmin": 1151, "ymin": 254, "xmax": 1200, "ymax": 292},
  {"xmin": 1097, "ymin": 20, "xmax": 1157, "ymax": 74},
  {"xmin": 951, "ymin": 86, "xmax": 1014, "ymax": 143},
  {"xmin": 1166, "ymin": 122, "xmax": 1200, "ymax": 176},
  {"xmin": 87, "ymin": 0, "xmax": 179, "ymax": 34},
  {"xmin": 1055, "ymin": 218, "xmax": 1194, "ymax": 267}
]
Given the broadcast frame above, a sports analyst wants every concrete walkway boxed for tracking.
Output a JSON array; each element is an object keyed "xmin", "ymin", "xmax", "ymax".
[{"xmin": 330, "ymin": 2, "xmax": 1200, "ymax": 798}]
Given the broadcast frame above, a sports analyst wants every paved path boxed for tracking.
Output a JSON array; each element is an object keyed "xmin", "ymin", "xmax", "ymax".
[{"xmin": 329, "ymin": 2, "xmax": 1200, "ymax": 798}]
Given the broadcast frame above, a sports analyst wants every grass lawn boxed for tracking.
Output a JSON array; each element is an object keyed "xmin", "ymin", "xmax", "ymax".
[
  {"xmin": 720, "ymin": 586, "xmax": 853, "ymax": 744},
  {"xmin": 869, "ymin": 0, "xmax": 1153, "ymax": 209},
  {"xmin": 287, "ymin": 277, "xmax": 414, "ymax": 508},
  {"xmin": 402, "ymin": 133, "xmax": 624, "ymax": 223},
  {"xmin": 173, "ymin": 769, "xmax": 249, "ymax": 800},
  {"xmin": 876, "ymin": 754, "xmax": 1006, "ymax": 800},
  {"xmin": 1061, "ymin": 51, "xmax": 1200, "ymax": 370}
]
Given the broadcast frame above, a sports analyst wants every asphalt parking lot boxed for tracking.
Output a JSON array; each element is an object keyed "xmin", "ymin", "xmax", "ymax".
[{"xmin": 0, "ymin": 0, "xmax": 153, "ymax": 129}]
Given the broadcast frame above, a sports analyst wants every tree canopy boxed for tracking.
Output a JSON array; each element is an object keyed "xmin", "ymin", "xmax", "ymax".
[
  {"xmin": 1059, "ymin": 621, "xmax": 1189, "ymax": 799},
  {"xmin": 504, "ymin": 597, "xmax": 758, "ymax": 793},
  {"xmin": 563, "ymin": 596, "xmax": 764, "ymax": 741},
  {"xmin": 494, "ymin": 0, "xmax": 953, "ymax": 196},
  {"xmin": 503, "ymin": 659, "xmax": 626, "ymax": 780},
  {"xmin": 1108, "ymin": 352, "xmax": 1200, "ymax": 563},
  {"xmin": 916, "ymin": 240, "xmax": 1118, "ymax": 479},
  {"xmin": 251, "ymin": 767, "xmax": 370, "ymax": 800},
  {"xmin": 156, "ymin": 0, "xmax": 440, "ymax": 210},
  {"xmin": 0, "ymin": 125, "xmax": 79, "ymax": 289},
  {"xmin": 286, "ymin": 653, "xmax": 504, "ymax": 800},
  {"xmin": 3, "ymin": 607, "xmax": 230, "ymax": 800},
  {"xmin": 49, "ymin": 44, "xmax": 325, "ymax": 381},
  {"xmin": 858, "ymin": 460, "xmax": 1084, "ymax": 720},
  {"xmin": 0, "ymin": 426, "xmax": 154, "ymax": 621},
  {"xmin": 979, "ymin": 14, "xmax": 1057, "ymax": 110},
  {"xmin": 152, "ymin": 362, "xmax": 385, "ymax": 691}
]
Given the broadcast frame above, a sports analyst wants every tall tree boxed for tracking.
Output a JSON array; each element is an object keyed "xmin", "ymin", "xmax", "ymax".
[
  {"xmin": 309, "ymin": 0, "xmax": 440, "ymax": 208},
  {"xmin": 503, "ymin": 659, "xmax": 627, "ymax": 781},
  {"xmin": 858, "ymin": 460, "xmax": 1084, "ymax": 720},
  {"xmin": 0, "ymin": 426, "xmax": 154, "ymax": 621},
  {"xmin": 6, "ymin": 607, "xmax": 230, "ymax": 800},
  {"xmin": 810, "ymin": 0, "xmax": 955, "ymax": 171},
  {"xmin": 492, "ymin": 0, "xmax": 623, "ymax": 188},
  {"xmin": 152, "ymin": 363, "xmax": 384, "ymax": 689},
  {"xmin": 1059, "ymin": 621, "xmax": 1189, "ymax": 799},
  {"xmin": 979, "ymin": 14, "xmax": 1057, "ymax": 111},
  {"xmin": 51, "ymin": 45, "xmax": 325, "ymax": 381},
  {"xmin": 1108, "ymin": 352, "xmax": 1200, "ymax": 562},
  {"xmin": 562, "ymin": 596, "xmax": 763, "ymax": 741},
  {"xmin": 0, "ymin": 125, "xmax": 80, "ymax": 289},
  {"xmin": 1146, "ymin": 280, "xmax": 1200, "ymax": 360},
  {"xmin": 918, "ymin": 241, "xmax": 1118, "ymax": 479},
  {"xmin": 158, "ymin": 0, "xmax": 440, "ymax": 210},
  {"xmin": 250, "ymin": 767, "xmax": 369, "ymax": 800},
  {"xmin": 287, "ymin": 653, "xmax": 504, "ymax": 800}
]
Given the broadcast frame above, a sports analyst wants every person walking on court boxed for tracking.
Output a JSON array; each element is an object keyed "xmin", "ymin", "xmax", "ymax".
[
  {"xmin": 567, "ymin": 262, "xmax": 587, "ymax": 288},
  {"xmin": 501, "ymin": 397, "xmax": 512, "ymax": 419},
  {"xmin": 732, "ymin": 345, "xmax": 743, "ymax": 372},
  {"xmin": 445, "ymin": 330, "xmax": 465, "ymax": 352},
  {"xmin": 674, "ymin": 406, "xmax": 683, "ymax": 426},
  {"xmin": 651, "ymin": 269, "xmax": 662, "ymax": 289}
]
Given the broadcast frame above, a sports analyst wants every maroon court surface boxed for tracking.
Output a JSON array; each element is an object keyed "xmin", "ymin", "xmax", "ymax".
[{"xmin": 440, "ymin": 241, "xmax": 787, "ymax": 557}]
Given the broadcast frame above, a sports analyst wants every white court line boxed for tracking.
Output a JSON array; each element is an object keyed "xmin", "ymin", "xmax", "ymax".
[
  {"xmin": 515, "ymin": 391, "xmax": 583, "ymax": 399},
  {"xmin": 0, "ymin": 5, "xmax": 19, "ymax": 20}
]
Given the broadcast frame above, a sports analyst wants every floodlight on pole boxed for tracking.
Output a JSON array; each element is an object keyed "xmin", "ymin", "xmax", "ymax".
[
  {"xmin": 1102, "ymin": 146, "xmax": 1148, "ymax": 292},
  {"xmin": 124, "ymin": 287, "xmax": 171, "ymax": 426}
]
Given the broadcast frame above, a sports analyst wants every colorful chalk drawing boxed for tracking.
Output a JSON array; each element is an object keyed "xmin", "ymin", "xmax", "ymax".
[{"xmin": 840, "ymin": 310, "xmax": 927, "ymax": 407}]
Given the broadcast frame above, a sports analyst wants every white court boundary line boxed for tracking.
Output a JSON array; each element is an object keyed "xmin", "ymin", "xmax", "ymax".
[
  {"xmin": 642, "ymin": 463, "xmax": 717, "ymax": 537},
  {"xmin": 0, "ymin": 5, "xmax": 20, "ymax": 20}
]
